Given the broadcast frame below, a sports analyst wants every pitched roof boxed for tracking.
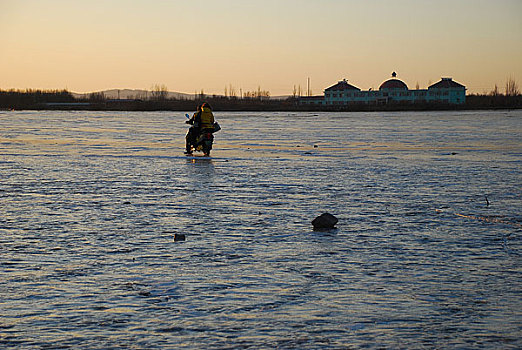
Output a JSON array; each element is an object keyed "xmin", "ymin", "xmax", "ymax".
[
  {"xmin": 325, "ymin": 80, "xmax": 361, "ymax": 92},
  {"xmin": 429, "ymin": 78, "xmax": 465, "ymax": 89}
]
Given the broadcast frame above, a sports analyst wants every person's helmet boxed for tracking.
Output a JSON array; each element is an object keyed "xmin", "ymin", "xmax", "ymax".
[{"xmin": 201, "ymin": 102, "xmax": 212, "ymax": 110}]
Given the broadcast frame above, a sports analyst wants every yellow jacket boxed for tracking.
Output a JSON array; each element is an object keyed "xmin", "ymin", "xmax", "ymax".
[{"xmin": 199, "ymin": 106, "xmax": 215, "ymax": 130}]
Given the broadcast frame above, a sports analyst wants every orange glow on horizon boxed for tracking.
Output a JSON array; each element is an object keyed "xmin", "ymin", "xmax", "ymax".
[{"xmin": 1, "ymin": 0, "xmax": 521, "ymax": 95}]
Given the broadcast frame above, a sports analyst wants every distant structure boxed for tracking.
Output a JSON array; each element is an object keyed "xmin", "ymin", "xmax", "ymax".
[{"xmin": 300, "ymin": 73, "xmax": 466, "ymax": 106}]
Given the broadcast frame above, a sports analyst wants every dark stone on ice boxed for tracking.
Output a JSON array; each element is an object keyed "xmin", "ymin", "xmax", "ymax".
[
  {"xmin": 174, "ymin": 234, "xmax": 186, "ymax": 242},
  {"xmin": 312, "ymin": 213, "xmax": 338, "ymax": 230}
]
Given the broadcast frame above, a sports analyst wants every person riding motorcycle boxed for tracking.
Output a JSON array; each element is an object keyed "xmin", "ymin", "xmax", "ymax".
[{"xmin": 185, "ymin": 102, "xmax": 215, "ymax": 155}]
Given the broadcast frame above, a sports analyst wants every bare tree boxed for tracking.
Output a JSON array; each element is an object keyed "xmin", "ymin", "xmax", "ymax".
[
  {"xmin": 229, "ymin": 84, "xmax": 237, "ymax": 98},
  {"xmin": 243, "ymin": 87, "xmax": 270, "ymax": 99},
  {"xmin": 89, "ymin": 92, "xmax": 105, "ymax": 101},
  {"xmin": 151, "ymin": 84, "xmax": 168, "ymax": 100},
  {"xmin": 505, "ymin": 77, "xmax": 520, "ymax": 96},
  {"xmin": 490, "ymin": 84, "xmax": 500, "ymax": 97}
]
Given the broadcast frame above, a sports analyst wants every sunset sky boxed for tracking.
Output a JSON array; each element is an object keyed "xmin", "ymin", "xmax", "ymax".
[{"xmin": 1, "ymin": 0, "xmax": 521, "ymax": 95}]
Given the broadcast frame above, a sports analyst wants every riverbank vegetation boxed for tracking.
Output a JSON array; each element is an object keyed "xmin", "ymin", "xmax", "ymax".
[{"xmin": 1, "ymin": 79, "xmax": 521, "ymax": 111}]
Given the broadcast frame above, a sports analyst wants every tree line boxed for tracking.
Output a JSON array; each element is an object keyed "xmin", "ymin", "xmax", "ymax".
[
  {"xmin": 1, "ymin": 78, "xmax": 521, "ymax": 111},
  {"xmin": 0, "ymin": 87, "xmax": 295, "ymax": 111},
  {"xmin": 0, "ymin": 89, "xmax": 75, "ymax": 108}
]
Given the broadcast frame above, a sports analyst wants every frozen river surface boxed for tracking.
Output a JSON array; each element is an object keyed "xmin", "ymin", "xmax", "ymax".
[{"xmin": 1, "ymin": 110, "xmax": 521, "ymax": 349}]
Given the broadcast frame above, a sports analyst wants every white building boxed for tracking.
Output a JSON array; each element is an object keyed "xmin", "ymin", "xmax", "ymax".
[{"xmin": 300, "ymin": 73, "xmax": 466, "ymax": 106}]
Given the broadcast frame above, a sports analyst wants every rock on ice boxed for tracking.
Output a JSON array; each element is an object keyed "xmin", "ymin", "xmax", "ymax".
[{"xmin": 312, "ymin": 213, "xmax": 338, "ymax": 230}]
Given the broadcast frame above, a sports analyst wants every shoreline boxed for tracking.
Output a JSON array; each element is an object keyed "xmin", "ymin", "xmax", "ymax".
[
  {"xmin": 2, "ymin": 106, "xmax": 521, "ymax": 113},
  {"xmin": 1, "ymin": 91, "xmax": 521, "ymax": 112}
]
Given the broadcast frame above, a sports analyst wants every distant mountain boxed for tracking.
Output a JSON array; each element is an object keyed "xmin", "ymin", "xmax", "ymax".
[{"xmin": 71, "ymin": 89, "xmax": 193, "ymax": 100}]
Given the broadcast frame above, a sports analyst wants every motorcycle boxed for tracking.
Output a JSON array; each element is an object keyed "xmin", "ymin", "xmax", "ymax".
[{"xmin": 185, "ymin": 113, "xmax": 221, "ymax": 156}]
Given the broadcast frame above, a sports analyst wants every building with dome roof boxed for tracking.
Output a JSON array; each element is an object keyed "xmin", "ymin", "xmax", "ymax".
[
  {"xmin": 379, "ymin": 79, "xmax": 408, "ymax": 90},
  {"xmin": 378, "ymin": 71, "xmax": 409, "ymax": 91},
  {"xmin": 300, "ymin": 73, "xmax": 466, "ymax": 106}
]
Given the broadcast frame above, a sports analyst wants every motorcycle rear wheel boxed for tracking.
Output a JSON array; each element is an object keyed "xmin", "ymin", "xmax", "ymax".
[{"xmin": 202, "ymin": 140, "xmax": 212, "ymax": 156}]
